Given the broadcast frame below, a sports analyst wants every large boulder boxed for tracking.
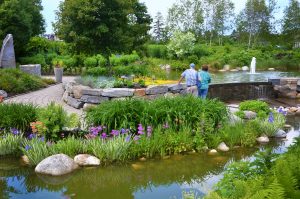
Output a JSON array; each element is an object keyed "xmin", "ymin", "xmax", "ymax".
[
  {"xmin": 35, "ymin": 154, "xmax": 79, "ymax": 176},
  {"xmin": 0, "ymin": 34, "xmax": 16, "ymax": 68},
  {"xmin": 243, "ymin": 111, "xmax": 257, "ymax": 120},
  {"xmin": 0, "ymin": 90, "xmax": 8, "ymax": 98},
  {"xmin": 134, "ymin": 88, "xmax": 146, "ymax": 97},
  {"xmin": 67, "ymin": 96, "xmax": 84, "ymax": 109},
  {"xmin": 274, "ymin": 129, "xmax": 287, "ymax": 138},
  {"xmin": 146, "ymin": 85, "xmax": 168, "ymax": 95},
  {"xmin": 217, "ymin": 142, "xmax": 230, "ymax": 152},
  {"xmin": 72, "ymin": 85, "xmax": 91, "ymax": 99},
  {"xmin": 168, "ymin": 84, "xmax": 187, "ymax": 93},
  {"xmin": 102, "ymin": 88, "xmax": 134, "ymax": 97},
  {"xmin": 74, "ymin": 154, "xmax": 100, "ymax": 166}
]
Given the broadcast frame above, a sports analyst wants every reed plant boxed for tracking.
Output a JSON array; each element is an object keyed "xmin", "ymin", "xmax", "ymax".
[
  {"xmin": 52, "ymin": 136, "xmax": 88, "ymax": 157},
  {"xmin": 0, "ymin": 133, "xmax": 23, "ymax": 156}
]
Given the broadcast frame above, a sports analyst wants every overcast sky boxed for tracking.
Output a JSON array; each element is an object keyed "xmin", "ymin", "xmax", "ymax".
[{"xmin": 42, "ymin": 0, "xmax": 291, "ymax": 34}]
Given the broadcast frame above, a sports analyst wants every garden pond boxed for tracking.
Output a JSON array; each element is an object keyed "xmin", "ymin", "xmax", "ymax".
[
  {"xmin": 160, "ymin": 70, "xmax": 300, "ymax": 83},
  {"xmin": 1, "ymin": 116, "xmax": 299, "ymax": 199}
]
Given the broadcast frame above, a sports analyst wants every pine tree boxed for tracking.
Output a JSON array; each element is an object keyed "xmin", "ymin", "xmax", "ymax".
[{"xmin": 153, "ymin": 12, "xmax": 165, "ymax": 42}]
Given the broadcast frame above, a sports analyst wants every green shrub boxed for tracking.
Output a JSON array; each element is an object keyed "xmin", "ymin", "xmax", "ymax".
[
  {"xmin": 253, "ymin": 113, "xmax": 286, "ymax": 136},
  {"xmin": 0, "ymin": 133, "xmax": 23, "ymax": 156},
  {"xmin": 187, "ymin": 55, "xmax": 199, "ymax": 64},
  {"xmin": 192, "ymin": 44, "xmax": 211, "ymax": 58},
  {"xmin": 84, "ymin": 56, "xmax": 98, "ymax": 68},
  {"xmin": 146, "ymin": 44, "xmax": 168, "ymax": 58},
  {"xmin": 113, "ymin": 65, "xmax": 147, "ymax": 76},
  {"xmin": 19, "ymin": 54, "xmax": 47, "ymax": 67},
  {"xmin": 239, "ymin": 100, "xmax": 270, "ymax": 118},
  {"xmin": 25, "ymin": 37, "xmax": 51, "ymax": 54},
  {"xmin": 0, "ymin": 103, "xmax": 37, "ymax": 132},
  {"xmin": 0, "ymin": 69, "xmax": 47, "ymax": 95},
  {"xmin": 76, "ymin": 76, "xmax": 115, "ymax": 89},
  {"xmin": 110, "ymin": 52, "xmax": 140, "ymax": 66},
  {"xmin": 96, "ymin": 54, "xmax": 107, "ymax": 67},
  {"xmin": 86, "ymin": 96, "xmax": 228, "ymax": 133},
  {"xmin": 37, "ymin": 103, "xmax": 79, "ymax": 141},
  {"xmin": 83, "ymin": 67, "xmax": 109, "ymax": 76}
]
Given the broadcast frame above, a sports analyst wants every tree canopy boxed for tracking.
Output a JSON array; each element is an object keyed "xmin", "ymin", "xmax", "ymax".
[
  {"xmin": 54, "ymin": 0, "xmax": 152, "ymax": 56},
  {"xmin": 0, "ymin": 0, "xmax": 45, "ymax": 55}
]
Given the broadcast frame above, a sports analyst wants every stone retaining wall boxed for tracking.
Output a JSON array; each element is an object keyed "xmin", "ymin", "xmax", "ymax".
[
  {"xmin": 270, "ymin": 78, "xmax": 300, "ymax": 99},
  {"xmin": 20, "ymin": 64, "xmax": 41, "ymax": 76},
  {"xmin": 63, "ymin": 81, "xmax": 287, "ymax": 109}
]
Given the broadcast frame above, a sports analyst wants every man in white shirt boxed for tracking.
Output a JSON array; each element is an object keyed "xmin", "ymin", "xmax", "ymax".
[{"xmin": 178, "ymin": 63, "xmax": 198, "ymax": 96}]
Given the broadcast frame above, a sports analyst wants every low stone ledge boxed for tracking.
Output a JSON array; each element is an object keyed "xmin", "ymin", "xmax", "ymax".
[
  {"xmin": 146, "ymin": 85, "xmax": 168, "ymax": 95},
  {"xmin": 82, "ymin": 88, "xmax": 103, "ymax": 96},
  {"xmin": 80, "ymin": 95, "xmax": 109, "ymax": 104},
  {"xmin": 168, "ymin": 84, "xmax": 187, "ymax": 92},
  {"xmin": 67, "ymin": 96, "xmax": 84, "ymax": 109},
  {"xmin": 102, "ymin": 88, "xmax": 134, "ymax": 97}
]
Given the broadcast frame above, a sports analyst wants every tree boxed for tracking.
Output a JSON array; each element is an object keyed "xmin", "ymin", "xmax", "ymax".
[
  {"xmin": 282, "ymin": 0, "xmax": 300, "ymax": 46},
  {"xmin": 54, "ymin": 0, "xmax": 151, "ymax": 59},
  {"xmin": 236, "ymin": 0, "xmax": 277, "ymax": 48},
  {"xmin": 167, "ymin": 0, "xmax": 204, "ymax": 36},
  {"xmin": 203, "ymin": 0, "xmax": 234, "ymax": 46},
  {"xmin": 153, "ymin": 12, "xmax": 166, "ymax": 42},
  {"xmin": 0, "ymin": 0, "xmax": 45, "ymax": 56},
  {"xmin": 167, "ymin": 31, "xmax": 196, "ymax": 58}
]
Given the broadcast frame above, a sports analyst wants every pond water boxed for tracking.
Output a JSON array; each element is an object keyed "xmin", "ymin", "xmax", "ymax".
[
  {"xmin": 1, "ymin": 117, "xmax": 300, "ymax": 199},
  {"xmin": 160, "ymin": 70, "xmax": 300, "ymax": 83}
]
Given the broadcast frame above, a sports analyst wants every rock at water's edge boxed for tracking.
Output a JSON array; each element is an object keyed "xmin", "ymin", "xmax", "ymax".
[
  {"xmin": 35, "ymin": 154, "xmax": 79, "ymax": 176},
  {"xmin": 217, "ymin": 142, "xmax": 230, "ymax": 152},
  {"xmin": 74, "ymin": 154, "xmax": 100, "ymax": 166}
]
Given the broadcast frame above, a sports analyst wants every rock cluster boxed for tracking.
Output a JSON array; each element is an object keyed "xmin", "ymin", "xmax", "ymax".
[
  {"xmin": 62, "ymin": 82, "xmax": 188, "ymax": 109},
  {"xmin": 274, "ymin": 78, "xmax": 300, "ymax": 99}
]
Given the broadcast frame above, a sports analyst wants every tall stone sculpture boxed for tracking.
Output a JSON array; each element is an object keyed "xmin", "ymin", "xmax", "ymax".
[{"xmin": 0, "ymin": 34, "xmax": 16, "ymax": 68}]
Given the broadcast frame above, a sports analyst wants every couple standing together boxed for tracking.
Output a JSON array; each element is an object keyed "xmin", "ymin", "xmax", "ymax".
[{"xmin": 178, "ymin": 63, "xmax": 211, "ymax": 99}]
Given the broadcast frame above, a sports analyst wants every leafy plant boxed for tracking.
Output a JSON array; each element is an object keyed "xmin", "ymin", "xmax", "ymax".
[
  {"xmin": 37, "ymin": 103, "xmax": 79, "ymax": 141},
  {"xmin": 52, "ymin": 136, "xmax": 88, "ymax": 157},
  {"xmin": 0, "ymin": 103, "xmax": 37, "ymax": 132},
  {"xmin": 0, "ymin": 132, "xmax": 23, "ymax": 156},
  {"xmin": 239, "ymin": 100, "xmax": 271, "ymax": 118}
]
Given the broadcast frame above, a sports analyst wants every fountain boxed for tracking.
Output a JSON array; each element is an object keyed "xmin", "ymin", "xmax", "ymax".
[{"xmin": 250, "ymin": 57, "xmax": 256, "ymax": 74}]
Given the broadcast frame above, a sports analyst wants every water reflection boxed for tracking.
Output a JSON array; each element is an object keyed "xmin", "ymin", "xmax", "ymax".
[{"xmin": 0, "ymin": 117, "xmax": 299, "ymax": 199}]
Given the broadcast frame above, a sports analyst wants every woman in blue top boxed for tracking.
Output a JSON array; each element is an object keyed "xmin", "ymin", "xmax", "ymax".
[{"xmin": 197, "ymin": 65, "xmax": 211, "ymax": 99}]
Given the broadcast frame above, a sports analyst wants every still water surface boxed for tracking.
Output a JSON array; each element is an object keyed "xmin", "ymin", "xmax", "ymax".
[{"xmin": 1, "ymin": 117, "xmax": 299, "ymax": 199}]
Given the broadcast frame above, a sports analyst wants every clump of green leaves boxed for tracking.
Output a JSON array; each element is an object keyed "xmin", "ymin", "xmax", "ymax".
[
  {"xmin": 239, "ymin": 100, "xmax": 270, "ymax": 118},
  {"xmin": 0, "ymin": 133, "xmax": 23, "ymax": 156},
  {"xmin": 0, "ymin": 103, "xmax": 37, "ymax": 132},
  {"xmin": 37, "ymin": 103, "xmax": 79, "ymax": 141}
]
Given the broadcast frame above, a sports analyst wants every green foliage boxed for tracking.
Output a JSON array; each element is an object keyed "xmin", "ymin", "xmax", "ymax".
[
  {"xmin": 113, "ymin": 65, "xmax": 147, "ymax": 76},
  {"xmin": 208, "ymin": 139, "xmax": 300, "ymax": 199},
  {"xmin": 239, "ymin": 100, "xmax": 270, "ymax": 118},
  {"xmin": 146, "ymin": 44, "xmax": 168, "ymax": 58},
  {"xmin": 0, "ymin": 69, "xmax": 47, "ymax": 95},
  {"xmin": 167, "ymin": 31, "xmax": 196, "ymax": 58},
  {"xmin": 253, "ymin": 113, "xmax": 286, "ymax": 136},
  {"xmin": 19, "ymin": 54, "xmax": 46, "ymax": 67},
  {"xmin": 96, "ymin": 54, "xmax": 107, "ymax": 67},
  {"xmin": 37, "ymin": 103, "xmax": 79, "ymax": 141},
  {"xmin": 86, "ymin": 96, "xmax": 228, "ymax": 133},
  {"xmin": 110, "ymin": 53, "xmax": 140, "ymax": 66},
  {"xmin": 54, "ymin": 0, "xmax": 151, "ymax": 55},
  {"xmin": 0, "ymin": 133, "xmax": 23, "ymax": 156},
  {"xmin": 0, "ymin": 0, "xmax": 45, "ymax": 55},
  {"xmin": 0, "ymin": 103, "xmax": 37, "ymax": 132},
  {"xmin": 89, "ymin": 135, "xmax": 131, "ymax": 164},
  {"xmin": 52, "ymin": 136, "xmax": 88, "ymax": 157},
  {"xmin": 83, "ymin": 67, "xmax": 109, "ymax": 76},
  {"xmin": 76, "ymin": 76, "xmax": 115, "ymax": 89},
  {"xmin": 84, "ymin": 56, "xmax": 98, "ymax": 68},
  {"xmin": 21, "ymin": 137, "xmax": 51, "ymax": 166}
]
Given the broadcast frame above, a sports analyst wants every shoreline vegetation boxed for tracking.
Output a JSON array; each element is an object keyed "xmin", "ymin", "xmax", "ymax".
[{"xmin": 0, "ymin": 97, "xmax": 287, "ymax": 167}]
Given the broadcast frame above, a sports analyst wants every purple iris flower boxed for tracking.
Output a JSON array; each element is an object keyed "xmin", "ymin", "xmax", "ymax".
[
  {"xmin": 28, "ymin": 134, "xmax": 36, "ymax": 140},
  {"xmin": 39, "ymin": 136, "xmax": 45, "ymax": 142},
  {"xmin": 10, "ymin": 128, "xmax": 19, "ymax": 135},
  {"xmin": 137, "ymin": 124, "xmax": 144, "ymax": 135},
  {"xmin": 90, "ymin": 126, "xmax": 102, "ymax": 136},
  {"xmin": 125, "ymin": 135, "xmax": 131, "ymax": 142},
  {"xmin": 121, "ymin": 128, "xmax": 126, "ymax": 134},
  {"xmin": 147, "ymin": 126, "xmax": 152, "ymax": 137},
  {"xmin": 111, "ymin": 130, "xmax": 120, "ymax": 136},
  {"xmin": 101, "ymin": 133, "xmax": 107, "ymax": 139},
  {"xmin": 268, "ymin": 112, "xmax": 274, "ymax": 123},
  {"xmin": 25, "ymin": 145, "xmax": 31, "ymax": 151}
]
